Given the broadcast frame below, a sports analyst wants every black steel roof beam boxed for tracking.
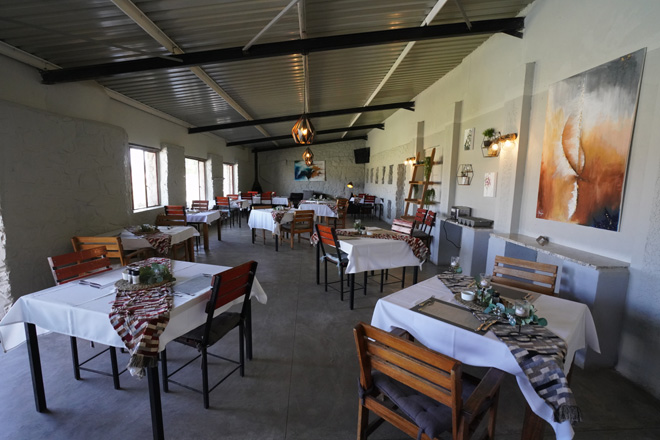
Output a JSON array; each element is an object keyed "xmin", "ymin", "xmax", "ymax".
[
  {"xmin": 41, "ymin": 18, "xmax": 524, "ymax": 84},
  {"xmin": 253, "ymin": 136, "xmax": 368, "ymax": 152},
  {"xmin": 191, "ymin": 102, "xmax": 411, "ymax": 134},
  {"xmin": 226, "ymin": 124, "xmax": 384, "ymax": 146}
]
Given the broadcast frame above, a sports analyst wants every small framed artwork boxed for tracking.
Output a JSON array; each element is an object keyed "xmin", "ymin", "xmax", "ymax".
[
  {"xmin": 484, "ymin": 172, "xmax": 497, "ymax": 197},
  {"xmin": 463, "ymin": 127, "xmax": 475, "ymax": 150}
]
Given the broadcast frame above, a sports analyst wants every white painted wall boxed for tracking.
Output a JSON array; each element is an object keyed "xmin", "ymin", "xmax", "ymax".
[{"xmin": 367, "ymin": 0, "xmax": 660, "ymax": 398}]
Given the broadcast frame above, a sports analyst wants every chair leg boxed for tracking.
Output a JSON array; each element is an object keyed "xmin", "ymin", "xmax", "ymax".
[
  {"xmin": 161, "ymin": 349, "xmax": 169, "ymax": 392},
  {"xmin": 380, "ymin": 270, "xmax": 385, "ymax": 293},
  {"xmin": 109, "ymin": 347, "xmax": 120, "ymax": 390},
  {"xmin": 324, "ymin": 259, "xmax": 328, "ymax": 292},
  {"xmin": 340, "ymin": 265, "xmax": 345, "ymax": 301},
  {"xmin": 363, "ymin": 271, "xmax": 368, "ymax": 296},
  {"xmin": 202, "ymin": 347, "xmax": 209, "ymax": 409},
  {"xmin": 316, "ymin": 245, "xmax": 320, "ymax": 284},
  {"xmin": 401, "ymin": 267, "xmax": 406, "ymax": 288},
  {"xmin": 239, "ymin": 323, "xmax": 245, "ymax": 377},
  {"xmin": 357, "ymin": 401, "xmax": 370, "ymax": 440}
]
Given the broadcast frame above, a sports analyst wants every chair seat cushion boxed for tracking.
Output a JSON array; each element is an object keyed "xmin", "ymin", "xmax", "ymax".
[
  {"xmin": 372, "ymin": 370, "xmax": 476, "ymax": 439},
  {"xmin": 324, "ymin": 252, "xmax": 348, "ymax": 266},
  {"xmin": 412, "ymin": 230, "xmax": 429, "ymax": 238},
  {"xmin": 175, "ymin": 312, "xmax": 241, "ymax": 349}
]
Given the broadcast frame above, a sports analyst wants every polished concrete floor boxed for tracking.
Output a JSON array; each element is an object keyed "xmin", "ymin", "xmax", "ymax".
[{"xmin": 1, "ymin": 218, "xmax": 660, "ymax": 439}]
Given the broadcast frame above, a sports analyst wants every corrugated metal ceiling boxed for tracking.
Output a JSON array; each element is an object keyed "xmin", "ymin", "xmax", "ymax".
[{"xmin": 0, "ymin": 0, "xmax": 533, "ymax": 149}]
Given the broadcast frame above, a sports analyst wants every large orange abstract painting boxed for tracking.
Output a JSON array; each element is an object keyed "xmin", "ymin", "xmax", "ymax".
[{"xmin": 536, "ymin": 49, "xmax": 645, "ymax": 231}]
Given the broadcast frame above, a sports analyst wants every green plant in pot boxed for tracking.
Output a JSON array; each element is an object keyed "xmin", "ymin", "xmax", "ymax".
[
  {"xmin": 482, "ymin": 128, "xmax": 496, "ymax": 147},
  {"xmin": 423, "ymin": 188, "xmax": 436, "ymax": 208},
  {"xmin": 423, "ymin": 157, "xmax": 433, "ymax": 181}
]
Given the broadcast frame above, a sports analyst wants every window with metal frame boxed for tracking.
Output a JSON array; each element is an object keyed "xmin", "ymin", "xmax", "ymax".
[
  {"xmin": 185, "ymin": 157, "xmax": 206, "ymax": 206},
  {"xmin": 129, "ymin": 145, "xmax": 160, "ymax": 210}
]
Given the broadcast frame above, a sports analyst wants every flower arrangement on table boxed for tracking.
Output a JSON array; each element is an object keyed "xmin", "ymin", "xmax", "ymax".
[
  {"xmin": 128, "ymin": 224, "xmax": 159, "ymax": 235},
  {"xmin": 139, "ymin": 263, "xmax": 175, "ymax": 285},
  {"xmin": 474, "ymin": 273, "xmax": 547, "ymax": 327},
  {"xmin": 353, "ymin": 219, "xmax": 365, "ymax": 234}
]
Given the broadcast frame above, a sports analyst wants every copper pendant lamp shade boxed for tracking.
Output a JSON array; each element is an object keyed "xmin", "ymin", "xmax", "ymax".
[
  {"xmin": 292, "ymin": 115, "xmax": 315, "ymax": 145},
  {"xmin": 302, "ymin": 146, "xmax": 314, "ymax": 166}
]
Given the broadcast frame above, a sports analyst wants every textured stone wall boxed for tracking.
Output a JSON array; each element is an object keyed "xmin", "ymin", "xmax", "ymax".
[
  {"xmin": 257, "ymin": 140, "xmax": 367, "ymax": 198},
  {"xmin": 161, "ymin": 143, "xmax": 186, "ymax": 205},
  {"xmin": 0, "ymin": 100, "xmax": 130, "ymax": 308}
]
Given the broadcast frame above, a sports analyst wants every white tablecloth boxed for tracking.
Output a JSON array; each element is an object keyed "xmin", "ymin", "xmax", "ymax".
[
  {"xmin": 247, "ymin": 208, "xmax": 296, "ymax": 236},
  {"xmin": 102, "ymin": 226, "xmax": 199, "ymax": 251},
  {"xmin": 338, "ymin": 230, "xmax": 422, "ymax": 274},
  {"xmin": 350, "ymin": 196, "xmax": 384, "ymax": 205},
  {"xmin": 186, "ymin": 210, "xmax": 221, "ymax": 224},
  {"xmin": 249, "ymin": 196, "xmax": 289, "ymax": 206},
  {"xmin": 0, "ymin": 260, "xmax": 267, "ymax": 352},
  {"xmin": 298, "ymin": 203, "xmax": 337, "ymax": 218},
  {"xmin": 370, "ymin": 276, "xmax": 600, "ymax": 439}
]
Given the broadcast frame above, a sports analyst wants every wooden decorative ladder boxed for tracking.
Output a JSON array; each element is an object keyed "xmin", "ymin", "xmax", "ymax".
[{"xmin": 403, "ymin": 147, "xmax": 439, "ymax": 220}]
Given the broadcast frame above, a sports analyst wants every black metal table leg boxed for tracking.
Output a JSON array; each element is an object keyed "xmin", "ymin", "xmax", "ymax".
[
  {"xmin": 316, "ymin": 243, "xmax": 320, "ymax": 284},
  {"xmin": 350, "ymin": 274, "xmax": 355, "ymax": 310},
  {"xmin": 146, "ymin": 365, "xmax": 164, "ymax": 440},
  {"xmin": 24, "ymin": 323, "xmax": 47, "ymax": 412},
  {"xmin": 413, "ymin": 266, "xmax": 419, "ymax": 284},
  {"xmin": 275, "ymin": 233, "xmax": 279, "ymax": 251}
]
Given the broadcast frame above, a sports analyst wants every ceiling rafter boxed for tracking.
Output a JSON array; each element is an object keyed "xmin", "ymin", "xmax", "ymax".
[
  {"xmin": 40, "ymin": 18, "xmax": 525, "ymax": 85},
  {"xmin": 343, "ymin": 0, "xmax": 448, "ymax": 137},
  {"xmin": 226, "ymin": 124, "xmax": 384, "ymax": 146},
  {"xmin": 253, "ymin": 136, "xmax": 368, "ymax": 153},
  {"xmin": 189, "ymin": 101, "xmax": 414, "ymax": 134},
  {"xmin": 110, "ymin": 0, "xmax": 276, "ymax": 139}
]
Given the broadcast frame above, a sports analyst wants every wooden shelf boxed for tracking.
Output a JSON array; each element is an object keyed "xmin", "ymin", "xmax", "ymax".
[
  {"xmin": 409, "ymin": 181, "xmax": 440, "ymax": 185},
  {"xmin": 405, "ymin": 198, "xmax": 422, "ymax": 203},
  {"xmin": 403, "ymin": 148, "xmax": 438, "ymax": 218}
]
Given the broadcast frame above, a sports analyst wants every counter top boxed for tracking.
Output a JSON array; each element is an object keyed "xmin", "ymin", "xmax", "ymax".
[{"xmin": 491, "ymin": 233, "xmax": 629, "ymax": 270}]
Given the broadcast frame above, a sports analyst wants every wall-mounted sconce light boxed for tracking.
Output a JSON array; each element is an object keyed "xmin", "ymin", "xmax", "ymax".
[
  {"xmin": 457, "ymin": 164, "xmax": 474, "ymax": 185},
  {"xmin": 346, "ymin": 182, "xmax": 354, "ymax": 188},
  {"xmin": 404, "ymin": 156, "xmax": 416, "ymax": 165},
  {"xmin": 481, "ymin": 131, "xmax": 518, "ymax": 157}
]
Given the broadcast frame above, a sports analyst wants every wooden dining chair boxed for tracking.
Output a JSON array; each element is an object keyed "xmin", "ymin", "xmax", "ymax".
[
  {"xmin": 353, "ymin": 322, "xmax": 505, "ymax": 440},
  {"xmin": 360, "ymin": 195, "xmax": 376, "ymax": 219},
  {"xmin": 47, "ymin": 246, "xmax": 125, "ymax": 389},
  {"xmin": 280, "ymin": 210, "xmax": 314, "ymax": 249},
  {"xmin": 413, "ymin": 207, "xmax": 428, "ymax": 229},
  {"xmin": 315, "ymin": 224, "xmax": 350, "ymax": 300},
  {"xmin": 333, "ymin": 198, "xmax": 349, "ymax": 228},
  {"xmin": 71, "ymin": 236, "xmax": 151, "ymax": 266},
  {"xmin": 191, "ymin": 200, "xmax": 209, "ymax": 211},
  {"xmin": 215, "ymin": 196, "xmax": 241, "ymax": 227},
  {"xmin": 155, "ymin": 214, "xmax": 190, "ymax": 260},
  {"xmin": 412, "ymin": 210, "xmax": 436, "ymax": 248},
  {"xmin": 161, "ymin": 261, "xmax": 258, "ymax": 409},
  {"xmin": 491, "ymin": 255, "xmax": 558, "ymax": 296}
]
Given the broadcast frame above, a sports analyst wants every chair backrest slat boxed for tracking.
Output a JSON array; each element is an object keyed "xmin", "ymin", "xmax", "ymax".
[
  {"xmin": 48, "ymin": 246, "xmax": 112, "ymax": 285},
  {"xmin": 164, "ymin": 205, "xmax": 186, "ymax": 216},
  {"xmin": 71, "ymin": 236, "xmax": 128, "ymax": 266},
  {"xmin": 391, "ymin": 218, "xmax": 414, "ymax": 236},
  {"xmin": 191, "ymin": 200, "xmax": 209, "ymax": 210},
  {"xmin": 492, "ymin": 255, "xmax": 558, "ymax": 295},
  {"xmin": 414, "ymin": 208, "xmax": 428, "ymax": 227},
  {"xmin": 156, "ymin": 214, "xmax": 187, "ymax": 226}
]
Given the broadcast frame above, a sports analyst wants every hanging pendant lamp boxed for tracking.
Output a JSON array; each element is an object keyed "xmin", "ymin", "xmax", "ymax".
[
  {"xmin": 302, "ymin": 146, "xmax": 314, "ymax": 166},
  {"xmin": 292, "ymin": 115, "xmax": 315, "ymax": 145}
]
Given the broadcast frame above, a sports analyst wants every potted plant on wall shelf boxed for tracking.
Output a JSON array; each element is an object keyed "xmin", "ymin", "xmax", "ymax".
[
  {"xmin": 481, "ymin": 128, "xmax": 500, "ymax": 157},
  {"xmin": 423, "ymin": 188, "xmax": 436, "ymax": 208},
  {"xmin": 424, "ymin": 157, "xmax": 433, "ymax": 181}
]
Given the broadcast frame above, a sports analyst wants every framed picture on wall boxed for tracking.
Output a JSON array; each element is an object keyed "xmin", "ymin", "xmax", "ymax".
[
  {"xmin": 463, "ymin": 127, "xmax": 475, "ymax": 150},
  {"xmin": 294, "ymin": 160, "xmax": 325, "ymax": 181},
  {"xmin": 484, "ymin": 172, "xmax": 497, "ymax": 197}
]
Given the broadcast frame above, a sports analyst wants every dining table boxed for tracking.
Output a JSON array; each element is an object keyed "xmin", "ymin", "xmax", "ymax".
[
  {"xmin": 185, "ymin": 209, "xmax": 221, "ymax": 250},
  {"xmin": 248, "ymin": 196, "xmax": 289, "ymax": 206},
  {"xmin": 298, "ymin": 200, "xmax": 338, "ymax": 223},
  {"xmin": 247, "ymin": 208, "xmax": 299, "ymax": 251},
  {"xmin": 370, "ymin": 274, "xmax": 600, "ymax": 439},
  {"xmin": 103, "ymin": 225, "xmax": 199, "ymax": 262},
  {"xmin": 0, "ymin": 259, "xmax": 267, "ymax": 440},
  {"xmin": 315, "ymin": 226, "xmax": 428, "ymax": 309}
]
